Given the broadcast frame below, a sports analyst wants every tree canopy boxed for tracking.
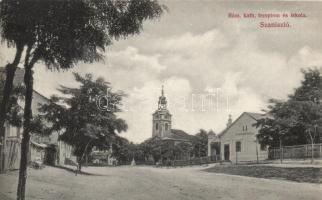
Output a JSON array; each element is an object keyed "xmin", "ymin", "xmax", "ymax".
[
  {"xmin": 1, "ymin": 1, "xmax": 165, "ymax": 199},
  {"xmin": 256, "ymin": 68, "xmax": 322, "ymax": 147},
  {"xmin": 0, "ymin": 78, "xmax": 23, "ymax": 127},
  {"xmin": 192, "ymin": 129, "xmax": 209, "ymax": 157},
  {"xmin": 0, "ymin": 0, "xmax": 165, "ymax": 70},
  {"xmin": 39, "ymin": 73, "xmax": 128, "ymax": 164}
]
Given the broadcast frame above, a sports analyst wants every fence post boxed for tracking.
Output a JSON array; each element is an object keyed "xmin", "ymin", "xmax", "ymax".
[
  {"xmin": 320, "ymin": 145, "xmax": 322, "ymax": 158},
  {"xmin": 273, "ymin": 148, "xmax": 275, "ymax": 159},
  {"xmin": 305, "ymin": 145, "xmax": 308, "ymax": 159},
  {"xmin": 281, "ymin": 147, "xmax": 283, "ymax": 163}
]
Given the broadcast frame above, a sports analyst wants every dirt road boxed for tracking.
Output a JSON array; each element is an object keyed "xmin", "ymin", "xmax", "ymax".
[{"xmin": 0, "ymin": 165, "xmax": 321, "ymax": 200}]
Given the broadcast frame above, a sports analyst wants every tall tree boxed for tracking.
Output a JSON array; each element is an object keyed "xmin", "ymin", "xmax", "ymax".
[
  {"xmin": 256, "ymin": 68, "xmax": 322, "ymax": 152},
  {"xmin": 0, "ymin": 78, "xmax": 24, "ymax": 172},
  {"xmin": 39, "ymin": 73, "xmax": 128, "ymax": 170},
  {"xmin": 290, "ymin": 68, "xmax": 322, "ymax": 103},
  {"xmin": 0, "ymin": 0, "xmax": 26, "ymax": 144},
  {"xmin": 1, "ymin": 1, "xmax": 165, "ymax": 199}
]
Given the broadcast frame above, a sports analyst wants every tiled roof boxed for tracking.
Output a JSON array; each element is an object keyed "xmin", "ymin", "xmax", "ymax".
[{"xmin": 163, "ymin": 129, "xmax": 194, "ymax": 141}]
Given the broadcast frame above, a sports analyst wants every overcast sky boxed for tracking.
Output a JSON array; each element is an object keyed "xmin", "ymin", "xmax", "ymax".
[{"xmin": 1, "ymin": 1, "xmax": 322, "ymax": 143}]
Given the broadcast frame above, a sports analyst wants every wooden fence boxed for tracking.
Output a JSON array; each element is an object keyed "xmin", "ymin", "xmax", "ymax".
[
  {"xmin": 0, "ymin": 138, "xmax": 21, "ymax": 173},
  {"xmin": 268, "ymin": 143, "xmax": 322, "ymax": 160}
]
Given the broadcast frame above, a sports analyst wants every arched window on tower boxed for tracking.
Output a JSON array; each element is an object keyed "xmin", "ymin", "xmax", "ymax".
[
  {"xmin": 165, "ymin": 123, "xmax": 168, "ymax": 131},
  {"xmin": 156, "ymin": 123, "xmax": 159, "ymax": 130}
]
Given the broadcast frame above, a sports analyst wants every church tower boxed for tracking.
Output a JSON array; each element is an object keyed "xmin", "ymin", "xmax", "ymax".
[{"xmin": 152, "ymin": 86, "xmax": 172, "ymax": 138}]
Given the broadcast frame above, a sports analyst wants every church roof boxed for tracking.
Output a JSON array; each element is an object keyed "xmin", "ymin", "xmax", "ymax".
[{"xmin": 162, "ymin": 129, "xmax": 194, "ymax": 141}]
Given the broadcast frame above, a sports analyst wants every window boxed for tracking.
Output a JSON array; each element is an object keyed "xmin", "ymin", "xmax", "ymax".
[
  {"xmin": 156, "ymin": 123, "xmax": 158, "ymax": 130},
  {"xmin": 8, "ymin": 126, "xmax": 18, "ymax": 137},
  {"xmin": 260, "ymin": 143, "xmax": 267, "ymax": 151},
  {"xmin": 165, "ymin": 123, "xmax": 168, "ymax": 131},
  {"xmin": 245, "ymin": 125, "xmax": 248, "ymax": 131},
  {"xmin": 235, "ymin": 141, "xmax": 241, "ymax": 152}
]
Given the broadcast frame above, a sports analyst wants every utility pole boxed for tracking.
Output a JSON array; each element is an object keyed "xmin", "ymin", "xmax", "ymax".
[{"xmin": 279, "ymin": 136, "xmax": 283, "ymax": 164}]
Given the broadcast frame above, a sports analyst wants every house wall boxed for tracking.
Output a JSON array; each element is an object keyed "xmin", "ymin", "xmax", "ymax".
[
  {"xmin": 1, "ymin": 90, "xmax": 73, "ymax": 168},
  {"xmin": 57, "ymin": 140, "xmax": 73, "ymax": 165},
  {"xmin": 31, "ymin": 91, "xmax": 73, "ymax": 165},
  {"xmin": 219, "ymin": 113, "xmax": 268, "ymax": 163},
  {"xmin": 29, "ymin": 145, "xmax": 45, "ymax": 163},
  {"xmin": 0, "ymin": 122, "xmax": 21, "ymax": 171}
]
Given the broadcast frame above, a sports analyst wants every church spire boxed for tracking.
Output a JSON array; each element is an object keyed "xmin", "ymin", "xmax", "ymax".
[
  {"xmin": 158, "ymin": 85, "xmax": 167, "ymax": 110},
  {"xmin": 161, "ymin": 85, "xmax": 164, "ymax": 96},
  {"xmin": 227, "ymin": 114, "xmax": 232, "ymax": 127}
]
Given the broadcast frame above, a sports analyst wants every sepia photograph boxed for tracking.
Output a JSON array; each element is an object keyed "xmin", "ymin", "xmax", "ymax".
[{"xmin": 0, "ymin": 0, "xmax": 321, "ymax": 200}]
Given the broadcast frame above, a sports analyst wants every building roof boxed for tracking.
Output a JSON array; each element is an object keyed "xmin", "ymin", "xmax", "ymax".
[
  {"xmin": 162, "ymin": 129, "xmax": 194, "ymax": 142},
  {"xmin": 217, "ymin": 112, "xmax": 268, "ymax": 138},
  {"xmin": 246, "ymin": 112, "xmax": 267, "ymax": 121}
]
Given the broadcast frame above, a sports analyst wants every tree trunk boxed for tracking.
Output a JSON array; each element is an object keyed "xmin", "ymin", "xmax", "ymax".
[
  {"xmin": 78, "ymin": 160, "xmax": 82, "ymax": 173},
  {"xmin": 311, "ymin": 142, "xmax": 314, "ymax": 164},
  {"xmin": 279, "ymin": 137, "xmax": 283, "ymax": 164},
  {"xmin": 17, "ymin": 65, "xmax": 33, "ymax": 200},
  {"xmin": 255, "ymin": 142, "xmax": 259, "ymax": 164},
  {"xmin": 308, "ymin": 130, "xmax": 314, "ymax": 164},
  {"xmin": 0, "ymin": 45, "xmax": 24, "ymax": 169}
]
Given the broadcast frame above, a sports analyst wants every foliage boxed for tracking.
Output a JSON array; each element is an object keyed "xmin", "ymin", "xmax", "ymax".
[
  {"xmin": 110, "ymin": 137, "xmax": 137, "ymax": 164},
  {"xmin": 192, "ymin": 129, "xmax": 209, "ymax": 157},
  {"xmin": 0, "ymin": 0, "xmax": 165, "ymax": 70},
  {"xmin": 0, "ymin": 1, "xmax": 165, "ymax": 199},
  {"xmin": 39, "ymin": 73, "xmax": 128, "ymax": 163},
  {"xmin": 0, "ymin": 79, "xmax": 24, "ymax": 127},
  {"xmin": 256, "ymin": 68, "xmax": 322, "ymax": 147}
]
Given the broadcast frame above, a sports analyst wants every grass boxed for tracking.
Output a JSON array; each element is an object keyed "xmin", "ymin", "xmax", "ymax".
[{"xmin": 204, "ymin": 165, "xmax": 322, "ymax": 183}]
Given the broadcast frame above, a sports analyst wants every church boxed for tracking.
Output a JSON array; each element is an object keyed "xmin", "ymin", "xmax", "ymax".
[{"xmin": 152, "ymin": 86, "xmax": 193, "ymax": 143}]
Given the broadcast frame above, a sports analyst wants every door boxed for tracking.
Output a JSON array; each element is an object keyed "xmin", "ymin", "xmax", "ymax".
[{"xmin": 224, "ymin": 144, "xmax": 230, "ymax": 161}]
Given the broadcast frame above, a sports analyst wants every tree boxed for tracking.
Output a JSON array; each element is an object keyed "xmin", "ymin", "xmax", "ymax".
[
  {"xmin": 256, "ymin": 68, "xmax": 322, "ymax": 162},
  {"xmin": 0, "ymin": 0, "xmax": 25, "ymax": 142},
  {"xmin": 290, "ymin": 68, "xmax": 322, "ymax": 103},
  {"xmin": 140, "ymin": 136, "xmax": 163, "ymax": 163},
  {"xmin": 292, "ymin": 101, "xmax": 322, "ymax": 163},
  {"xmin": 0, "ymin": 78, "xmax": 23, "ymax": 172},
  {"xmin": 109, "ymin": 136, "xmax": 137, "ymax": 165},
  {"xmin": 1, "ymin": 1, "xmax": 165, "ymax": 199},
  {"xmin": 192, "ymin": 129, "xmax": 208, "ymax": 157},
  {"xmin": 173, "ymin": 142, "xmax": 193, "ymax": 160},
  {"xmin": 0, "ymin": 79, "xmax": 24, "ymax": 128},
  {"xmin": 39, "ymin": 73, "xmax": 128, "ymax": 169}
]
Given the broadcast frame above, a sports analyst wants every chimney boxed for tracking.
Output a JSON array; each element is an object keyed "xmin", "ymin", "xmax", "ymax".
[{"xmin": 226, "ymin": 114, "xmax": 232, "ymax": 127}]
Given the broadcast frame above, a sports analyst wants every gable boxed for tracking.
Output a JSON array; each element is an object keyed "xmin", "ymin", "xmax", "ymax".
[{"xmin": 219, "ymin": 112, "xmax": 260, "ymax": 140}]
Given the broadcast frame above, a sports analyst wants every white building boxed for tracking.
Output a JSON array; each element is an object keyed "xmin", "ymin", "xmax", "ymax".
[{"xmin": 208, "ymin": 112, "xmax": 268, "ymax": 163}]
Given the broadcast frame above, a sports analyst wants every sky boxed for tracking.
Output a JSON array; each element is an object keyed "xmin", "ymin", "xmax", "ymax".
[{"xmin": 1, "ymin": 1, "xmax": 322, "ymax": 143}]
